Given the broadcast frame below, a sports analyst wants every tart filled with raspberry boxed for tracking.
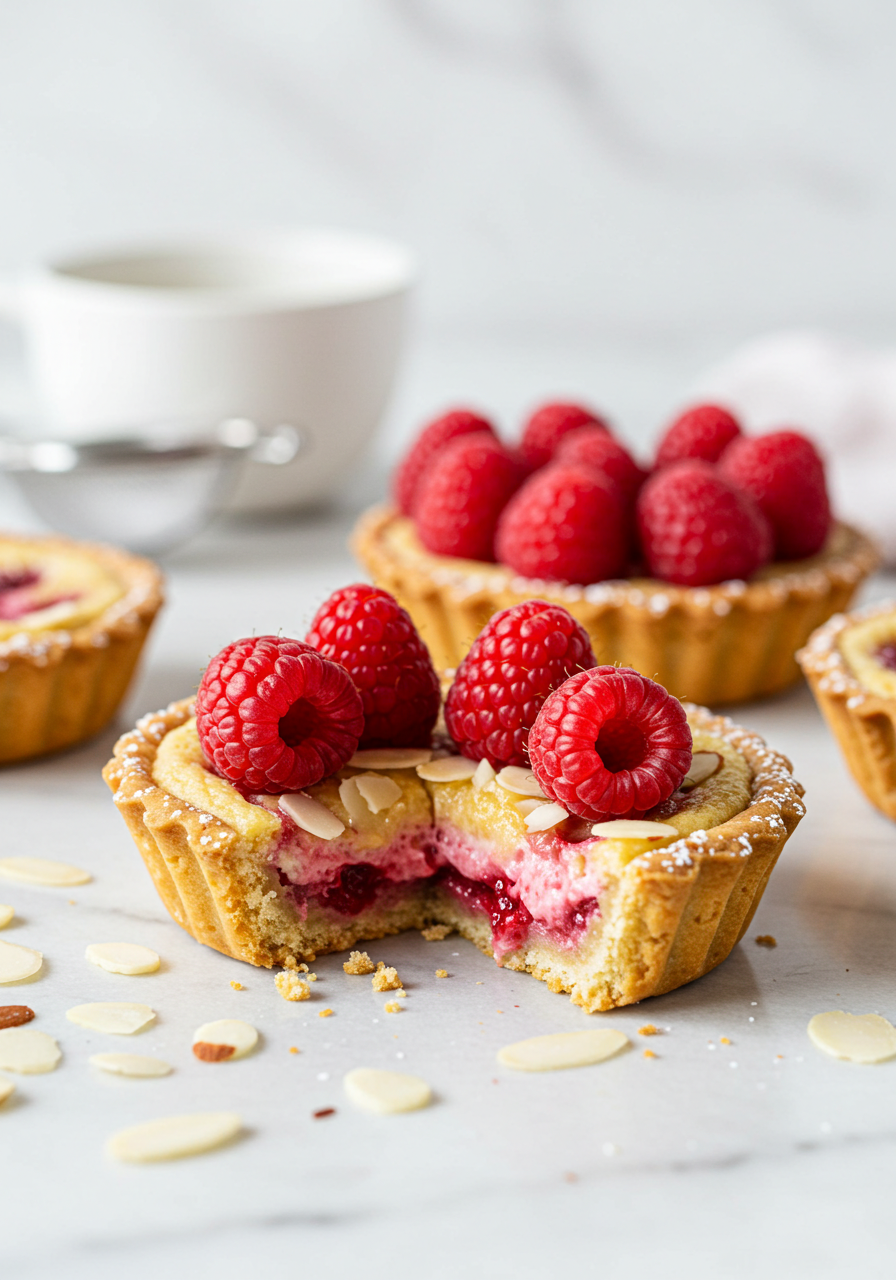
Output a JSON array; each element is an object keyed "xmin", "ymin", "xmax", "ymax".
[
  {"xmin": 0, "ymin": 533, "xmax": 163, "ymax": 764},
  {"xmin": 105, "ymin": 592, "xmax": 804, "ymax": 1011},
  {"xmin": 354, "ymin": 401, "xmax": 877, "ymax": 705}
]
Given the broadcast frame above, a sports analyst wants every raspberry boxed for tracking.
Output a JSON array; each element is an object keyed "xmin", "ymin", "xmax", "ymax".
[
  {"xmin": 495, "ymin": 464, "xmax": 628, "ymax": 585},
  {"xmin": 556, "ymin": 426, "xmax": 646, "ymax": 507},
  {"xmin": 196, "ymin": 636, "xmax": 363, "ymax": 794},
  {"xmin": 528, "ymin": 667, "xmax": 692, "ymax": 822},
  {"xmin": 444, "ymin": 600, "xmax": 596, "ymax": 768},
  {"xmin": 719, "ymin": 429, "xmax": 832, "ymax": 560},
  {"xmin": 637, "ymin": 461, "xmax": 773, "ymax": 587},
  {"xmin": 393, "ymin": 408, "xmax": 494, "ymax": 516},
  {"xmin": 414, "ymin": 433, "xmax": 523, "ymax": 562},
  {"xmin": 306, "ymin": 583, "xmax": 440, "ymax": 748},
  {"xmin": 654, "ymin": 404, "xmax": 742, "ymax": 469},
  {"xmin": 520, "ymin": 401, "xmax": 610, "ymax": 471}
]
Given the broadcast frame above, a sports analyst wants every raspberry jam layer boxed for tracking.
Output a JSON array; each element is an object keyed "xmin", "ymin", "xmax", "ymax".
[
  {"xmin": 0, "ymin": 568, "xmax": 79, "ymax": 622},
  {"xmin": 875, "ymin": 642, "xmax": 896, "ymax": 672},
  {"xmin": 436, "ymin": 865, "xmax": 597, "ymax": 957}
]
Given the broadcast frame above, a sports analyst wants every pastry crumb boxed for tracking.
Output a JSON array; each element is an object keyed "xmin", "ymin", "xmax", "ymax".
[
  {"xmin": 755, "ymin": 935, "xmax": 777, "ymax": 948},
  {"xmin": 275, "ymin": 971, "xmax": 311, "ymax": 1002},
  {"xmin": 372, "ymin": 963, "xmax": 402, "ymax": 992},
  {"xmin": 289, "ymin": 1046, "xmax": 299, "ymax": 1055},
  {"xmin": 230, "ymin": 980, "xmax": 244, "ymax": 990},
  {"xmin": 384, "ymin": 1000, "xmax": 403, "ymax": 1014},
  {"xmin": 720, "ymin": 1036, "xmax": 732, "ymax": 1045},
  {"xmin": 421, "ymin": 924, "xmax": 453, "ymax": 941},
  {"xmin": 435, "ymin": 969, "xmax": 448, "ymax": 978},
  {"xmin": 643, "ymin": 1049, "xmax": 658, "ymax": 1059},
  {"xmin": 638, "ymin": 1024, "xmax": 660, "ymax": 1036},
  {"xmin": 343, "ymin": 950, "xmax": 375, "ymax": 976},
  {"xmin": 319, "ymin": 1008, "xmax": 334, "ymax": 1018},
  {"xmin": 283, "ymin": 956, "xmax": 298, "ymax": 970}
]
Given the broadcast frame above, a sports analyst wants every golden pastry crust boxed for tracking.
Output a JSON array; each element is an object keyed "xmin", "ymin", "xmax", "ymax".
[
  {"xmin": 353, "ymin": 506, "xmax": 879, "ymax": 706},
  {"xmin": 0, "ymin": 533, "xmax": 163, "ymax": 764},
  {"xmin": 103, "ymin": 699, "xmax": 803, "ymax": 1010},
  {"xmin": 799, "ymin": 602, "xmax": 896, "ymax": 821}
]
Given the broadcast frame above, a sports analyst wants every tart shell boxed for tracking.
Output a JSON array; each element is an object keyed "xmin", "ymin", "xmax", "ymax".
[
  {"xmin": 353, "ymin": 506, "xmax": 878, "ymax": 706},
  {"xmin": 0, "ymin": 535, "xmax": 163, "ymax": 765},
  {"xmin": 103, "ymin": 699, "xmax": 804, "ymax": 1011}
]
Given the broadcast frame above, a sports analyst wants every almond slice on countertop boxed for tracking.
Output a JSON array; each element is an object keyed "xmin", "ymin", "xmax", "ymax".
[
  {"xmin": 0, "ymin": 1005, "xmax": 35, "ymax": 1029},
  {"xmin": 192, "ymin": 1019, "xmax": 258, "ymax": 1062},
  {"xmin": 0, "ymin": 940, "xmax": 43, "ymax": 984},
  {"xmin": 90, "ymin": 1052, "xmax": 172, "ymax": 1078},
  {"xmin": 495, "ymin": 767, "xmax": 547, "ymax": 798},
  {"xmin": 0, "ymin": 1027, "xmax": 61, "ymax": 1073},
  {"xmin": 680, "ymin": 751, "xmax": 724, "ymax": 790},
  {"xmin": 86, "ymin": 942, "xmax": 160, "ymax": 975},
  {"xmin": 0, "ymin": 1074, "xmax": 14, "ymax": 1104},
  {"xmin": 524, "ymin": 802, "xmax": 569, "ymax": 832},
  {"xmin": 0, "ymin": 856, "xmax": 91, "ymax": 887},
  {"xmin": 67, "ymin": 1003, "xmax": 156, "ymax": 1035},
  {"xmin": 279, "ymin": 793, "xmax": 345, "ymax": 840},
  {"xmin": 354, "ymin": 773, "xmax": 402, "ymax": 814},
  {"xmin": 347, "ymin": 748, "xmax": 432, "ymax": 770},
  {"xmin": 344, "ymin": 1067, "xmax": 432, "ymax": 1114},
  {"xmin": 808, "ymin": 1011, "xmax": 896, "ymax": 1064},
  {"xmin": 416, "ymin": 756, "xmax": 478, "ymax": 783},
  {"xmin": 498, "ymin": 1028, "xmax": 629, "ymax": 1071},
  {"xmin": 590, "ymin": 819, "xmax": 679, "ymax": 840},
  {"xmin": 0, "ymin": 905, "xmax": 14, "ymax": 929},
  {"xmin": 106, "ymin": 1111, "xmax": 242, "ymax": 1162},
  {"xmin": 472, "ymin": 758, "xmax": 496, "ymax": 791},
  {"xmin": 338, "ymin": 777, "xmax": 370, "ymax": 826}
]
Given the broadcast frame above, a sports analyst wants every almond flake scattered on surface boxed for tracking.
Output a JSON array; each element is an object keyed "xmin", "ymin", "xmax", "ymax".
[
  {"xmin": 106, "ymin": 1111, "xmax": 242, "ymax": 1163},
  {"xmin": 0, "ymin": 905, "xmax": 14, "ymax": 929},
  {"xmin": 66, "ymin": 1002, "xmax": 156, "ymax": 1035},
  {"xmin": 344, "ymin": 1067, "xmax": 431, "ymax": 1114},
  {"xmin": 384, "ymin": 1000, "xmax": 403, "ymax": 1014},
  {"xmin": 86, "ymin": 942, "xmax": 160, "ymax": 975},
  {"xmin": 0, "ymin": 856, "xmax": 91, "ymax": 888},
  {"xmin": 0, "ymin": 1027, "xmax": 61, "ymax": 1073},
  {"xmin": 343, "ymin": 951, "xmax": 375, "ymax": 975},
  {"xmin": 681, "ymin": 751, "xmax": 723, "ymax": 790},
  {"xmin": 808, "ymin": 1011, "xmax": 896, "ymax": 1064},
  {"xmin": 348, "ymin": 747, "xmax": 432, "ymax": 770},
  {"xmin": 416, "ymin": 756, "xmax": 478, "ymax": 783},
  {"xmin": 0, "ymin": 1073, "xmax": 14, "ymax": 1104},
  {"xmin": 590, "ymin": 819, "xmax": 679, "ymax": 840},
  {"xmin": 495, "ymin": 766, "xmax": 547, "ymax": 798},
  {"xmin": 0, "ymin": 1005, "xmax": 34, "ymax": 1029},
  {"xmin": 0, "ymin": 940, "xmax": 43, "ymax": 985},
  {"xmin": 279, "ymin": 793, "xmax": 345, "ymax": 840},
  {"xmin": 472, "ymin": 758, "xmax": 496, "ymax": 791},
  {"xmin": 524, "ymin": 802, "xmax": 568, "ymax": 832},
  {"xmin": 372, "ymin": 963, "xmax": 402, "ymax": 992},
  {"xmin": 275, "ymin": 971, "xmax": 311, "ymax": 1002},
  {"xmin": 354, "ymin": 773, "xmax": 402, "ymax": 814},
  {"xmin": 90, "ymin": 1052, "xmax": 172, "ymax": 1078},
  {"xmin": 421, "ymin": 923, "xmax": 453, "ymax": 941},
  {"xmin": 755, "ymin": 935, "xmax": 777, "ymax": 948},
  {"xmin": 497, "ymin": 1028, "xmax": 629, "ymax": 1072},
  {"xmin": 192, "ymin": 1019, "xmax": 258, "ymax": 1062}
]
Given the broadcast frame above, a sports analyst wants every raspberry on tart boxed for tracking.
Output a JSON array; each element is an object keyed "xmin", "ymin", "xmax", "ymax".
[
  {"xmin": 414, "ymin": 433, "xmax": 523, "ymax": 562},
  {"xmin": 520, "ymin": 401, "xmax": 611, "ymax": 471},
  {"xmin": 555, "ymin": 426, "xmax": 646, "ymax": 509},
  {"xmin": 306, "ymin": 584, "xmax": 440, "ymax": 749},
  {"xmin": 444, "ymin": 600, "xmax": 596, "ymax": 768},
  {"xmin": 654, "ymin": 404, "xmax": 742, "ymax": 468},
  {"xmin": 719, "ymin": 429, "xmax": 832, "ymax": 560},
  {"xmin": 393, "ymin": 408, "xmax": 494, "ymax": 516}
]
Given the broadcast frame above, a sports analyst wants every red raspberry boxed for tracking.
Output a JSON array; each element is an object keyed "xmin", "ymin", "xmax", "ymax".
[
  {"xmin": 654, "ymin": 404, "xmax": 742, "ymax": 469},
  {"xmin": 444, "ymin": 601, "xmax": 596, "ymax": 768},
  {"xmin": 195, "ymin": 636, "xmax": 363, "ymax": 795},
  {"xmin": 556, "ymin": 426, "xmax": 646, "ymax": 507},
  {"xmin": 393, "ymin": 408, "xmax": 494, "ymax": 516},
  {"xmin": 306, "ymin": 583, "xmax": 439, "ymax": 748},
  {"xmin": 637, "ymin": 461, "xmax": 773, "ymax": 587},
  {"xmin": 719, "ymin": 429, "xmax": 832, "ymax": 560},
  {"xmin": 520, "ymin": 401, "xmax": 610, "ymax": 471},
  {"xmin": 414, "ymin": 433, "xmax": 523, "ymax": 562},
  {"xmin": 528, "ymin": 667, "xmax": 692, "ymax": 822},
  {"xmin": 495, "ymin": 464, "xmax": 628, "ymax": 585}
]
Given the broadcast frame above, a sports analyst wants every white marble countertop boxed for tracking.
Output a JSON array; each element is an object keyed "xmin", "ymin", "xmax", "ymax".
[{"xmin": 3, "ymin": 500, "xmax": 896, "ymax": 1280}]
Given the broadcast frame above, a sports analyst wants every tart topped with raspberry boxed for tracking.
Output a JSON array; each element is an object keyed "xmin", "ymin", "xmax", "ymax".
[
  {"xmin": 355, "ymin": 400, "xmax": 878, "ymax": 705},
  {"xmin": 105, "ymin": 589, "xmax": 804, "ymax": 1012}
]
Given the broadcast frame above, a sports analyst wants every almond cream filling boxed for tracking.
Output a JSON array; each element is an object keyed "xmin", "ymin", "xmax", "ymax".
[
  {"xmin": 0, "ymin": 541, "xmax": 125, "ymax": 640},
  {"xmin": 838, "ymin": 613, "xmax": 896, "ymax": 699}
]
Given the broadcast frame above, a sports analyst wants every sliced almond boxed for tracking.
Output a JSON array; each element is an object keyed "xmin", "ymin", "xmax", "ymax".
[
  {"xmin": 338, "ymin": 777, "xmax": 370, "ymax": 826},
  {"xmin": 90, "ymin": 1052, "xmax": 172, "ymax": 1078},
  {"xmin": 681, "ymin": 751, "xmax": 723, "ymax": 790},
  {"xmin": 808, "ymin": 1011, "xmax": 896, "ymax": 1064},
  {"xmin": 524, "ymin": 802, "xmax": 569, "ymax": 832},
  {"xmin": 0, "ymin": 856, "xmax": 91, "ymax": 887},
  {"xmin": 0, "ymin": 1074, "xmax": 14, "ymax": 1104},
  {"xmin": 515, "ymin": 798, "xmax": 544, "ymax": 818},
  {"xmin": 279, "ymin": 793, "xmax": 345, "ymax": 840},
  {"xmin": 498, "ymin": 1028, "xmax": 629, "ymax": 1072},
  {"xmin": 66, "ymin": 1002, "xmax": 156, "ymax": 1035},
  {"xmin": 0, "ymin": 905, "xmax": 14, "ymax": 929},
  {"xmin": 192, "ymin": 1018, "xmax": 258, "ymax": 1062},
  {"xmin": 0, "ymin": 1027, "xmax": 61, "ymax": 1073},
  {"xmin": 86, "ymin": 942, "xmax": 160, "ymax": 975},
  {"xmin": 495, "ymin": 767, "xmax": 547, "ymax": 799},
  {"xmin": 0, "ymin": 940, "xmax": 42, "ymax": 984},
  {"xmin": 472, "ymin": 758, "xmax": 496, "ymax": 791},
  {"xmin": 344, "ymin": 1067, "xmax": 432, "ymax": 1114},
  {"xmin": 106, "ymin": 1111, "xmax": 242, "ymax": 1162},
  {"xmin": 590, "ymin": 819, "xmax": 679, "ymax": 840},
  {"xmin": 354, "ymin": 773, "xmax": 402, "ymax": 814},
  {"xmin": 416, "ymin": 756, "xmax": 478, "ymax": 783},
  {"xmin": 348, "ymin": 748, "xmax": 432, "ymax": 770}
]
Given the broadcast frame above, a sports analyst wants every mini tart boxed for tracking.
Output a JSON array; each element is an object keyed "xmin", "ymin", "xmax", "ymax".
[
  {"xmin": 0, "ymin": 533, "xmax": 163, "ymax": 764},
  {"xmin": 353, "ymin": 506, "xmax": 878, "ymax": 706},
  {"xmin": 799, "ymin": 601, "xmax": 896, "ymax": 821},
  {"xmin": 103, "ymin": 701, "xmax": 803, "ymax": 1012}
]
